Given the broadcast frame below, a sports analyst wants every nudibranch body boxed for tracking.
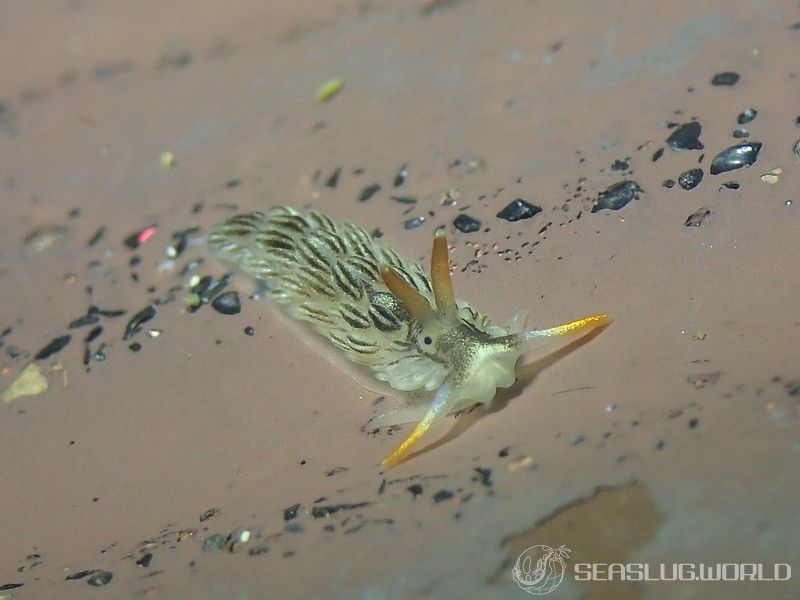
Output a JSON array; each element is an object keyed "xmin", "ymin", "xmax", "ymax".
[{"xmin": 209, "ymin": 206, "xmax": 610, "ymax": 467}]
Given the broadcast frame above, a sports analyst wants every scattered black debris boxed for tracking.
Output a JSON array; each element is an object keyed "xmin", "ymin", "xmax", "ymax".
[
  {"xmin": 135, "ymin": 553, "xmax": 153, "ymax": 568},
  {"xmin": 0, "ymin": 583, "xmax": 23, "ymax": 591},
  {"xmin": 323, "ymin": 467, "xmax": 349, "ymax": 477},
  {"xmin": 244, "ymin": 326, "xmax": 255, "ymax": 336},
  {"xmin": 325, "ymin": 167, "xmax": 342, "ymax": 188},
  {"xmin": 448, "ymin": 155, "xmax": 486, "ymax": 177},
  {"xmin": 737, "ymin": 108, "xmax": 757, "ymax": 124},
  {"xmin": 732, "ymin": 129, "xmax": 749, "ymax": 139},
  {"xmin": 179, "ymin": 258, "xmax": 204, "ymax": 276},
  {"xmin": 610, "ymin": 158, "xmax": 629, "ymax": 171},
  {"xmin": 393, "ymin": 164, "xmax": 408, "ymax": 187},
  {"xmin": 358, "ymin": 183, "xmax": 381, "ymax": 202},
  {"xmin": 711, "ymin": 72, "xmax": 740, "ymax": 86},
  {"xmin": 390, "ymin": 195, "xmax": 417, "ymax": 205},
  {"xmin": 128, "ymin": 342, "xmax": 142, "ymax": 352},
  {"xmin": 284, "ymin": 503, "xmax": 301, "ymax": 521},
  {"xmin": 684, "ymin": 207, "xmax": 711, "ymax": 227},
  {"xmin": 678, "ymin": 168, "xmax": 703, "ymax": 190},
  {"xmin": 86, "ymin": 571, "xmax": 114, "ymax": 587},
  {"xmin": 84, "ymin": 326, "xmax": 103, "ymax": 343},
  {"xmin": 498, "ymin": 446, "xmax": 510, "ymax": 457},
  {"xmin": 167, "ymin": 229, "xmax": 194, "ymax": 259},
  {"xmin": 573, "ymin": 435, "xmax": 586, "ymax": 445},
  {"xmin": 496, "ymin": 199, "xmax": 542, "ymax": 222},
  {"xmin": 793, "ymin": 138, "xmax": 800, "ymax": 159},
  {"xmin": 123, "ymin": 305, "xmax": 156, "ymax": 340},
  {"xmin": 407, "ymin": 483, "xmax": 423, "ymax": 499},
  {"xmin": 156, "ymin": 48, "xmax": 192, "ymax": 71},
  {"xmin": 652, "ymin": 147, "xmax": 664, "ymax": 162},
  {"xmin": 421, "ymin": 0, "xmax": 465, "ymax": 15},
  {"xmin": 92, "ymin": 60, "xmax": 135, "ymax": 80},
  {"xmin": 89, "ymin": 306, "xmax": 125, "ymax": 319},
  {"xmin": 211, "ymin": 291, "xmax": 241, "ymax": 315},
  {"xmin": 472, "ymin": 468, "xmax": 493, "ymax": 487},
  {"xmin": 784, "ymin": 379, "xmax": 800, "ymax": 396},
  {"xmin": 202, "ymin": 534, "xmax": 226, "ymax": 552},
  {"xmin": 34, "ymin": 334, "xmax": 71, "ymax": 360},
  {"xmin": 687, "ymin": 371, "xmax": 722, "ymax": 389},
  {"xmin": 709, "ymin": 142, "xmax": 761, "ymax": 174},
  {"xmin": 123, "ymin": 224, "xmax": 158, "ymax": 249},
  {"xmin": 226, "ymin": 178, "xmax": 242, "ymax": 189},
  {"xmin": 662, "ymin": 179, "xmax": 676, "ymax": 189},
  {"xmin": 688, "ymin": 418, "xmax": 699, "ymax": 429},
  {"xmin": 189, "ymin": 275, "xmax": 230, "ymax": 311},
  {"xmin": 721, "ymin": 181, "xmax": 740, "ymax": 190},
  {"xmin": 69, "ymin": 312, "xmax": 100, "ymax": 329},
  {"xmin": 87, "ymin": 227, "xmax": 106, "ymax": 247},
  {"xmin": 453, "ymin": 213, "xmax": 481, "ymax": 233},
  {"xmin": 249, "ymin": 544, "xmax": 270, "ymax": 556},
  {"xmin": 66, "ymin": 570, "xmax": 93, "ymax": 581},
  {"xmin": 199, "ymin": 507, "xmax": 220, "ymax": 522},
  {"xmin": 655, "ymin": 440, "xmax": 666, "ymax": 450},
  {"xmin": 667, "ymin": 122, "xmax": 703, "ymax": 150},
  {"xmin": 311, "ymin": 502, "xmax": 372, "ymax": 518},
  {"xmin": 432, "ymin": 489, "xmax": 454, "ymax": 503},
  {"xmin": 591, "ymin": 180, "xmax": 643, "ymax": 212},
  {"xmin": 404, "ymin": 216, "xmax": 425, "ymax": 229}
]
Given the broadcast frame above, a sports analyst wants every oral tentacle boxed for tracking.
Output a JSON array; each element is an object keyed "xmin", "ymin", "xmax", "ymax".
[
  {"xmin": 431, "ymin": 231, "xmax": 456, "ymax": 315},
  {"xmin": 382, "ymin": 380, "xmax": 454, "ymax": 467},
  {"xmin": 380, "ymin": 266, "xmax": 435, "ymax": 323},
  {"xmin": 515, "ymin": 313, "xmax": 611, "ymax": 354}
]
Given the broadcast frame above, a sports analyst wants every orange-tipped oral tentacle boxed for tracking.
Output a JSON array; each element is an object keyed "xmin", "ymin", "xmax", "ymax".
[
  {"xmin": 381, "ymin": 266, "xmax": 435, "ymax": 323},
  {"xmin": 516, "ymin": 313, "xmax": 611, "ymax": 353},
  {"xmin": 431, "ymin": 231, "xmax": 456, "ymax": 314},
  {"xmin": 382, "ymin": 381, "xmax": 453, "ymax": 468}
]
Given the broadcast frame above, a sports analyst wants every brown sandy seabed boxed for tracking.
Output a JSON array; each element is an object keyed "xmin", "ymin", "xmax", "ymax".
[{"xmin": 0, "ymin": 1, "xmax": 799, "ymax": 599}]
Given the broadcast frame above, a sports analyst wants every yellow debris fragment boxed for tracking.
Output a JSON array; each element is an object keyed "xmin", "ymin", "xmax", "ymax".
[
  {"xmin": 316, "ymin": 78, "xmax": 343, "ymax": 103},
  {"xmin": 160, "ymin": 151, "xmax": 177, "ymax": 169},
  {"xmin": 760, "ymin": 167, "xmax": 782, "ymax": 185},
  {"xmin": 2, "ymin": 363, "xmax": 49, "ymax": 404}
]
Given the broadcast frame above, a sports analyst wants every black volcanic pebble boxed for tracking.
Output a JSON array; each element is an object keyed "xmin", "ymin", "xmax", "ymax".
[
  {"xmin": 610, "ymin": 158, "xmax": 629, "ymax": 171},
  {"xmin": 453, "ymin": 214, "xmax": 481, "ymax": 233},
  {"xmin": 662, "ymin": 179, "xmax": 676, "ymax": 189},
  {"xmin": 283, "ymin": 503, "xmax": 301, "ymax": 521},
  {"xmin": 667, "ymin": 122, "xmax": 704, "ymax": 150},
  {"xmin": 496, "ymin": 199, "xmax": 542, "ymax": 222},
  {"xmin": 711, "ymin": 72, "xmax": 740, "ymax": 86},
  {"xmin": 123, "ymin": 305, "xmax": 156, "ymax": 340},
  {"xmin": 678, "ymin": 168, "xmax": 704, "ymax": 190},
  {"xmin": 404, "ymin": 216, "xmax": 425, "ymax": 229},
  {"xmin": 211, "ymin": 291, "xmax": 241, "ymax": 315},
  {"xmin": 86, "ymin": 571, "xmax": 113, "ymax": 587},
  {"xmin": 591, "ymin": 180, "xmax": 643, "ymax": 212},
  {"xmin": 737, "ymin": 108, "xmax": 757, "ymax": 124},
  {"xmin": 732, "ymin": 129, "xmax": 749, "ymax": 138},
  {"xmin": 393, "ymin": 164, "xmax": 408, "ymax": 187},
  {"xmin": 432, "ymin": 489, "xmax": 454, "ymax": 503},
  {"xmin": 34, "ymin": 335, "xmax": 71, "ymax": 360},
  {"xmin": 325, "ymin": 167, "xmax": 342, "ymax": 188},
  {"xmin": 357, "ymin": 183, "xmax": 381, "ymax": 202},
  {"xmin": 684, "ymin": 207, "xmax": 711, "ymax": 227},
  {"xmin": 709, "ymin": 142, "xmax": 762, "ymax": 174}
]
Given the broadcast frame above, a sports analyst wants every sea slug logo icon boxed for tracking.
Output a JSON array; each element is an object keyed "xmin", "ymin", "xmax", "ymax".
[{"xmin": 512, "ymin": 544, "xmax": 571, "ymax": 595}]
